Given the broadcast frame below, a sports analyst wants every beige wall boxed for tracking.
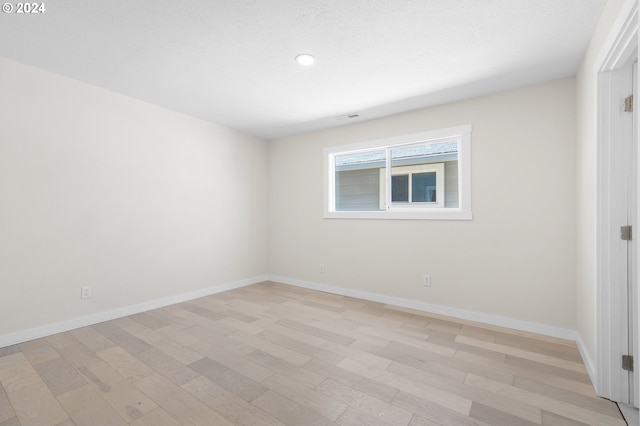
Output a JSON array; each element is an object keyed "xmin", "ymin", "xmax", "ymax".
[
  {"xmin": 269, "ymin": 78, "xmax": 577, "ymax": 329},
  {"xmin": 0, "ymin": 58, "xmax": 268, "ymax": 337},
  {"xmin": 2, "ymin": 0, "xmax": 626, "ymax": 346},
  {"xmin": 575, "ymin": 0, "xmax": 628, "ymax": 368}
]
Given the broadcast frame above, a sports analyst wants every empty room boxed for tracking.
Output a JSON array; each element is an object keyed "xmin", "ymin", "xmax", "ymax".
[{"xmin": 1, "ymin": 0, "xmax": 639, "ymax": 425}]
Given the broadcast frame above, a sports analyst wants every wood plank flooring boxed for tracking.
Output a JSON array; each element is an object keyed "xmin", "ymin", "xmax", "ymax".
[{"xmin": 0, "ymin": 281, "xmax": 626, "ymax": 426}]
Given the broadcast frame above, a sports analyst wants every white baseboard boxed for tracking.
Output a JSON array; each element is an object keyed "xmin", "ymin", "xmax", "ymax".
[
  {"xmin": 269, "ymin": 275, "xmax": 577, "ymax": 341},
  {"xmin": 0, "ymin": 275, "xmax": 267, "ymax": 348},
  {"xmin": 1, "ymin": 274, "xmax": 579, "ymax": 349},
  {"xmin": 576, "ymin": 332, "xmax": 598, "ymax": 391}
]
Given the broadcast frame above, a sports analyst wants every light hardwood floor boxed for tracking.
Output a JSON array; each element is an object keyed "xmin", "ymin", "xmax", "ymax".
[{"xmin": 0, "ymin": 281, "xmax": 627, "ymax": 426}]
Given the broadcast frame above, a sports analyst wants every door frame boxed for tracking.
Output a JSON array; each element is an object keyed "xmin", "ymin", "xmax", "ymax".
[{"xmin": 596, "ymin": 0, "xmax": 639, "ymax": 405}]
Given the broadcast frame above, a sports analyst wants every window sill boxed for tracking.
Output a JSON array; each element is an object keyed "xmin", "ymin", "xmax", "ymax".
[{"xmin": 323, "ymin": 210, "xmax": 473, "ymax": 220}]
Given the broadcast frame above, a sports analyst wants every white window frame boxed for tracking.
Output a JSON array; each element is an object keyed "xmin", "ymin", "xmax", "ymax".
[{"xmin": 324, "ymin": 124, "xmax": 472, "ymax": 220}]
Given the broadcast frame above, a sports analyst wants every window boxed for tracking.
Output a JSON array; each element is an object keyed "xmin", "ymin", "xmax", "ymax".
[{"xmin": 324, "ymin": 124, "xmax": 472, "ymax": 220}]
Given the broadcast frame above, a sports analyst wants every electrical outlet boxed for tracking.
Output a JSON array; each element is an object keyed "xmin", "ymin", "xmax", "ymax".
[
  {"xmin": 81, "ymin": 286, "xmax": 92, "ymax": 299},
  {"xmin": 320, "ymin": 264, "xmax": 325, "ymax": 273},
  {"xmin": 227, "ymin": 262, "xmax": 232, "ymax": 272},
  {"xmin": 423, "ymin": 274, "xmax": 431, "ymax": 287}
]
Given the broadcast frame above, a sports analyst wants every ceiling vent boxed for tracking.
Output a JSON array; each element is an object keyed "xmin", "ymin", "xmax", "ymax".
[{"xmin": 335, "ymin": 113, "xmax": 360, "ymax": 121}]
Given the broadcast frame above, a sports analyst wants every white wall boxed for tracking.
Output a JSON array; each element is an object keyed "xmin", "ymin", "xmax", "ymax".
[
  {"xmin": 0, "ymin": 58, "xmax": 268, "ymax": 339},
  {"xmin": 269, "ymin": 78, "xmax": 577, "ymax": 331},
  {"xmin": 575, "ymin": 0, "xmax": 627, "ymax": 371}
]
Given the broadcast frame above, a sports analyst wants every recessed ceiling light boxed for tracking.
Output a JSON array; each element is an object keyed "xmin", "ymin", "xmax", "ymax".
[{"xmin": 295, "ymin": 53, "xmax": 315, "ymax": 66}]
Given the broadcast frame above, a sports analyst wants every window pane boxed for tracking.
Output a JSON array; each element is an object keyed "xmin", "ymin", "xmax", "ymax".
[
  {"xmin": 334, "ymin": 149, "xmax": 385, "ymax": 211},
  {"xmin": 390, "ymin": 141, "xmax": 459, "ymax": 208},
  {"xmin": 335, "ymin": 169, "xmax": 381, "ymax": 210},
  {"xmin": 413, "ymin": 172, "xmax": 436, "ymax": 202},
  {"xmin": 392, "ymin": 175, "xmax": 409, "ymax": 202}
]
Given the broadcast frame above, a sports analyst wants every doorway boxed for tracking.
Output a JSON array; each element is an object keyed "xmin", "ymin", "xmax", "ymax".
[{"xmin": 596, "ymin": 3, "xmax": 639, "ymax": 408}]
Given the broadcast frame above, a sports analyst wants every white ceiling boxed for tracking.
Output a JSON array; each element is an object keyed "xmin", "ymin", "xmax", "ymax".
[{"xmin": 0, "ymin": 0, "xmax": 607, "ymax": 139}]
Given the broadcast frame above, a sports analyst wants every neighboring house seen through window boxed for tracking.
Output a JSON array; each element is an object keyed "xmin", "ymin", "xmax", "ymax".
[{"xmin": 324, "ymin": 125, "xmax": 472, "ymax": 220}]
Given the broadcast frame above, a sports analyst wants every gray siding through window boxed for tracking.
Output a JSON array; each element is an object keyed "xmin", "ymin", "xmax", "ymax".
[
  {"xmin": 336, "ymin": 161, "xmax": 459, "ymax": 210},
  {"xmin": 445, "ymin": 161, "xmax": 459, "ymax": 208},
  {"xmin": 335, "ymin": 168, "xmax": 382, "ymax": 211}
]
